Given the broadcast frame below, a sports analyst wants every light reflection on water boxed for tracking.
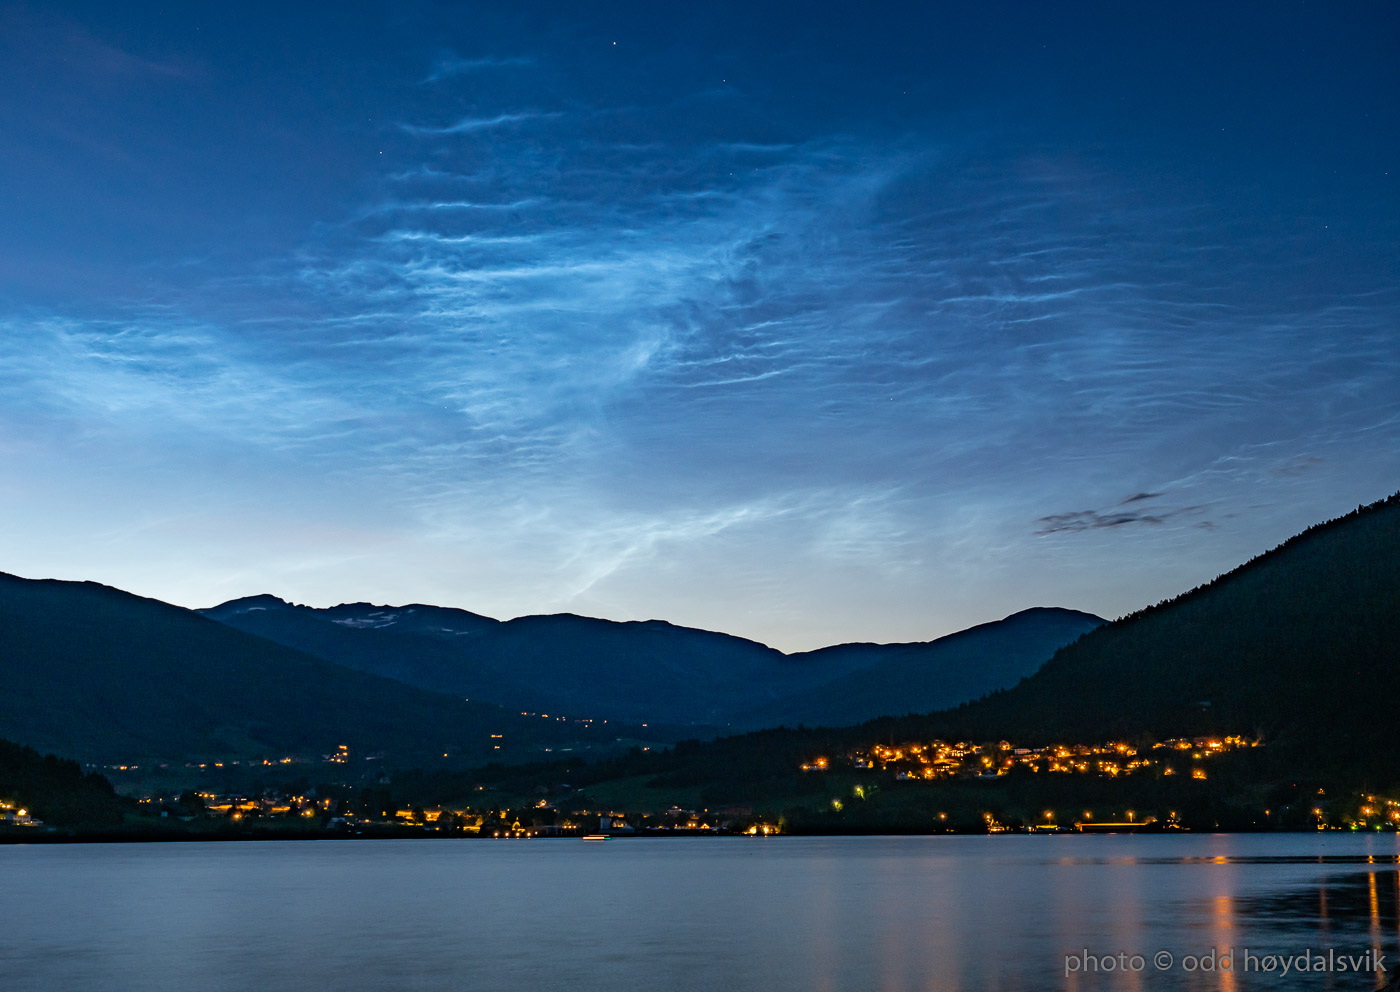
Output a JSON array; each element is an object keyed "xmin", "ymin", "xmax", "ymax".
[{"xmin": 1, "ymin": 834, "xmax": 1397, "ymax": 992}]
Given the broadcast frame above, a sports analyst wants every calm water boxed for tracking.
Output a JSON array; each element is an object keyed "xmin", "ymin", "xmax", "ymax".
[{"xmin": 3, "ymin": 834, "xmax": 1399, "ymax": 991}]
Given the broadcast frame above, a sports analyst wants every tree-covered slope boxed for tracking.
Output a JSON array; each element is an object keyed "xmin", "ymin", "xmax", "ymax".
[
  {"xmin": 0, "ymin": 738, "xmax": 130, "ymax": 827},
  {"xmin": 895, "ymin": 493, "xmax": 1400, "ymax": 766}
]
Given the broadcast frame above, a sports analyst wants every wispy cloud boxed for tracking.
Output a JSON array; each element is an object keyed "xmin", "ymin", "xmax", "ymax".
[
  {"xmin": 422, "ymin": 54, "xmax": 535, "ymax": 83},
  {"xmin": 400, "ymin": 112, "xmax": 560, "ymax": 136}
]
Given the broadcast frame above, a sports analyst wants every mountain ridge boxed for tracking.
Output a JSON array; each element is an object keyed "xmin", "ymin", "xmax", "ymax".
[
  {"xmin": 199, "ymin": 595, "xmax": 1103, "ymax": 728},
  {"xmin": 0, "ymin": 572, "xmax": 627, "ymax": 764}
]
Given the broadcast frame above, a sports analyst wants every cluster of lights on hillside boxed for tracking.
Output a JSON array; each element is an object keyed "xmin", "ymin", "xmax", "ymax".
[{"xmin": 802, "ymin": 735, "xmax": 1256, "ymax": 781}]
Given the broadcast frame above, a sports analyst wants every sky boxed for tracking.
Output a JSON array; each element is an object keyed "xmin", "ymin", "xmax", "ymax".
[{"xmin": 0, "ymin": 1, "xmax": 1396, "ymax": 651}]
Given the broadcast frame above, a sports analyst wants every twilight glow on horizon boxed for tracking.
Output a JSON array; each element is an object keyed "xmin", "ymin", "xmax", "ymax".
[{"xmin": 0, "ymin": 2, "xmax": 1396, "ymax": 651}]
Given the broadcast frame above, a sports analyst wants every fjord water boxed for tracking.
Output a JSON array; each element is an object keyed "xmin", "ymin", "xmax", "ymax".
[{"xmin": 3, "ymin": 835, "xmax": 1398, "ymax": 992}]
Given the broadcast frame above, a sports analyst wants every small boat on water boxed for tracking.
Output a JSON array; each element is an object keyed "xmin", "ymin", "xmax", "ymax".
[{"xmin": 582, "ymin": 834, "xmax": 610, "ymax": 841}]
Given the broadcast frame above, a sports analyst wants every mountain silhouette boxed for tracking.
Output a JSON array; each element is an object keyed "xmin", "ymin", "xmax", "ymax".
[
  {"xmin": 0, "ymin": 573, "xmax": 620, "ymax": 764},
  {"xmin": 202, "ymin": 596, "xmax": 1101, "ymax": 728}
]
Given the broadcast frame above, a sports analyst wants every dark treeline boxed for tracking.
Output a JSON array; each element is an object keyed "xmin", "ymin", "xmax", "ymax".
[{"xmin": 0, "ymin": 738, "xmax": 131, "ymax": 827}]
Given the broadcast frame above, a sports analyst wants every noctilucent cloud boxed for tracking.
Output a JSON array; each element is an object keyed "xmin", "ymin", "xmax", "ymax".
[{"xmin": 1, "ymin": 2, "xmax": 1396, "ymax": 650}]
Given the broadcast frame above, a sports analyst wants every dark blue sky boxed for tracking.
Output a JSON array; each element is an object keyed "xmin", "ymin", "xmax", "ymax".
[{"xmin": 2, "ymin": 1, "xmax": 1396, "ymax": 649}]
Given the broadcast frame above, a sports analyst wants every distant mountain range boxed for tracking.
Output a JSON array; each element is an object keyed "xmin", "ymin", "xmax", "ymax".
[
  {"xmin": 0, "ymin": 568, "xmax": 1099, "ymax": 765},
  {"xmin": 0, "ymin": 574, "xmax": 619, "ymax": 765},
  {"xmin": 198, "ymin": 596, "xmax": 1102, "ymax": 729},
  {"xmin": 732, "ymin": 609, "xmax": 1106, "ymax": 729}
]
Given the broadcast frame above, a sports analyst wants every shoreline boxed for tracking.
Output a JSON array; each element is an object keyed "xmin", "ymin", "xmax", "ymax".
[{"xmin": 2, "ymin": 825, "xmax": 1377, "ymax": 845}]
